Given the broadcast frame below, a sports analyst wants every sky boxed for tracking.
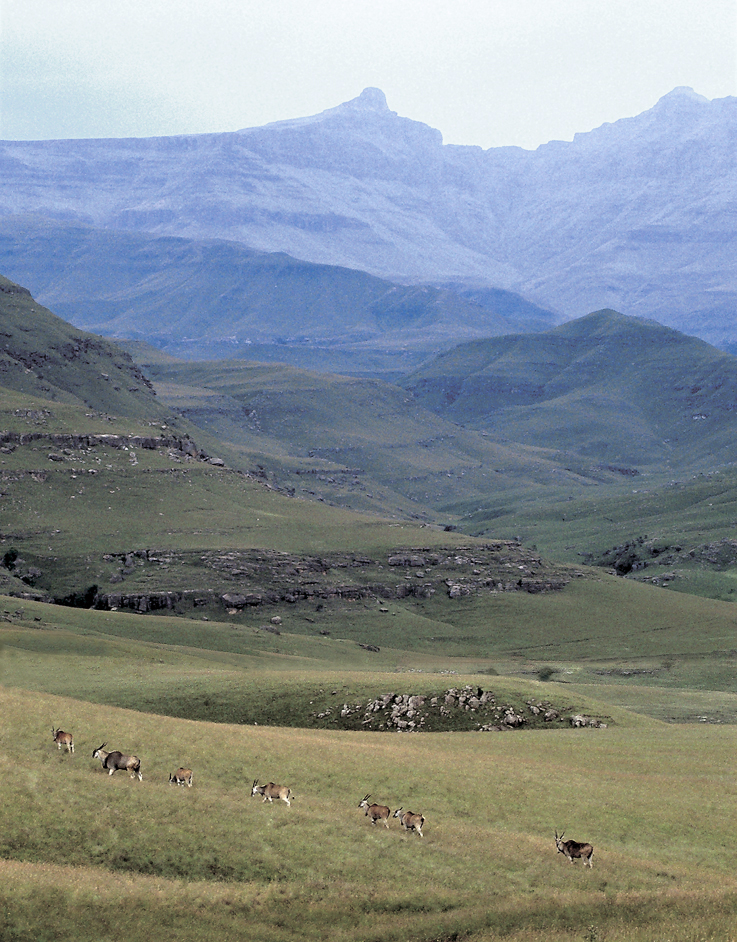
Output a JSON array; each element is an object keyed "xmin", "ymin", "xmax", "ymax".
[{"xmin": 1, "ymin": 0, "xmax": 735, "ymax": 150}]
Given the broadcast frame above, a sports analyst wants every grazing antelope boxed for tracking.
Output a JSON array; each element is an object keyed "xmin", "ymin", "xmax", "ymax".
[
  {"xmin": 52, "ymin": 727, "xmax": 74, "ymax": 753},
  {"xmin": 393, "ymin": 807, "xmax": 425, "ymax": 837},
  {"xmin": 92, "ymin": 743, "xmax": 142, "ymax": 781},
  {"xmin": 169, "ymin": 768, "xmax": 193, "ymax": 787},
  {"xmin": 358, "ymin": 794, "xmax": 391, "ymax": 828},
  {"xmin": 555, "ymin": 830, "xmax": 593, "ymax": 868},
  {"xmin": 251, "ymin": 779, "xmax": 291, "ymax": 806}
]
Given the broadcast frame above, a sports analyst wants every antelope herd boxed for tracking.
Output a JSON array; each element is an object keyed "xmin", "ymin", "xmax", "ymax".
[{"xmin": 49, "ymin": 725, "xmax": 596, "ymax": 861}]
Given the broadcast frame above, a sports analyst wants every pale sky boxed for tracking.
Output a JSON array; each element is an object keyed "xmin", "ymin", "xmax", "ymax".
[{"xmin": 1, "ymin": 0, "xmax": 735, "ymax": 149}]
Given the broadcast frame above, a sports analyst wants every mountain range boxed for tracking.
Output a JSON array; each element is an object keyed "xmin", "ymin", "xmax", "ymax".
[{"xmin": 2, "ymin": 85, "xmax": 736, "ymax": 348}]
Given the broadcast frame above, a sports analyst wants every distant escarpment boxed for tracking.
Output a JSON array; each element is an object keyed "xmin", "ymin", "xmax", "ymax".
[{"xmin": 1, "ymin": 86, "xmax": 736, "ymax": 346}]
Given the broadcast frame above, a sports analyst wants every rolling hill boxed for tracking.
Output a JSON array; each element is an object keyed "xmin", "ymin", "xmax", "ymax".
[
  {"xmin": 402, "ymin": 309, "xmax": 737, "ymax": 473},
  {"xmin": 124, "ymin": 310, "xmax": 737, "ymax": 603}
]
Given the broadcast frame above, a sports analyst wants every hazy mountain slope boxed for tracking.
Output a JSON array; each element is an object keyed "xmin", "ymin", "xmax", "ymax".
[
  {"xmin": 402, "ymin": 310, "xmax": 737, "ymax": 473},
  {"xmin": 0, "ymin": 218, "xmax": 555, "ymax": 375},
  {"xmin": 1, "ymin": 87, "xmax": 736, "ymax": 344}
]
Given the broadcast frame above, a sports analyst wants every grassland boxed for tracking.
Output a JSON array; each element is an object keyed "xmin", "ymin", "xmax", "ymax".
[
  {"xmin": 3, "ymin": 278, "xmax": 737, "ymax": 939},
  {"xmin": 2, "ymin": 681, "xmax": 737, "ymax": 942}
]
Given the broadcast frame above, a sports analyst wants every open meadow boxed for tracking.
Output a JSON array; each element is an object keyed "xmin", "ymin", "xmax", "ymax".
[{"xmin": 3, "ymin": 598, "xmax": 737, "ymax": 942}]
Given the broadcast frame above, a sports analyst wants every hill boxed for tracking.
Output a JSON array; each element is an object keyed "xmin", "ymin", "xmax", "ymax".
[
  {"xmin": 0, "ymin": 218, "xmax": 555, "ymax": 378},
  {"xmin": 402, "ymin": 309, "xmax": 737, "ymax": 473},
  {"xmin": 0, "ymin": 275, "xmax": 575, "ymax": 615},
  {"xmin": 130, "ymin": 352, "xmax": 585, "ymax": 518},
  {"xmin": 0, "ymin": 274, "xmax": 161, "ymax": 418},
  {"xmin": 123, "ymin": 312, "xmax": 737, "ymax": 602},
  {"xmin": 1, "ymin": 87, "xmax": 736, "ymax": 346}
]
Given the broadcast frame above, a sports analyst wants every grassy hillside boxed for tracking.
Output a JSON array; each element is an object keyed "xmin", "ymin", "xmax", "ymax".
[
  {"xmin": 2, "ymin": 684, "xmax": 737, "ymax": 942},
  {"xmin": 455, "ymin": 464, "xmax": 737, "ymax": 600},
  {"xmin": 123, "ymin": 328, "xmax": 737, "ymax": 608},
  {"xmin": 403, "ymin": 309, "xmax": 737, "ymax": 473},
  {"xmin": 0, "ymin": 274, "xmax": 165, "ymax": 419},
  {"xmin": 3, "ymin": 281, "xmax": 737, "ymax": 940},
  {"xmin": 131, "ymin": 352, "xmax": 588, "ymax": 517}
]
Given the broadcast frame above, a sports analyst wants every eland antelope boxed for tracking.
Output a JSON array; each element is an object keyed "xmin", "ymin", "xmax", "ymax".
[
  {"xmin": 92, "ymin": 743, "xmax": 142, "ymax": 781},
  {"xmin": 555, "ymin": 830, "xmax": 593, "ymax": 867},
  {"xmin": 251, "ymin": 779, "xmax": 291, "ymax": 806},
  {"xmin": 52, "ymin": 727, "xmax": 74, "ymax": 753},
  {"xmin": 393, "ymin": 807, "xmax": 425, "ymax": 837},
  {"xmin": 169, "ymin": 767, "xmax": 193, "ymax": 787},
  {"xmin": 358, "ymin": 794, "xmax": 391, "ymax": 828}
]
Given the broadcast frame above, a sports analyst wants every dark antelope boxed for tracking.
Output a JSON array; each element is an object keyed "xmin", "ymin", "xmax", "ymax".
[
  {"xmin": 52, "ymin": 727, "xmax": 74, "ymax": 753},
  {"xmin": 92, "ymin": 743, "xmax": 142, "ymax": 781},
  {"xmin": 251, "ymin": 779, "xmax": 291, "ymax": 806},
  {"xmin": 169, "ymin": 767, "xmax": 193, "ymax": 787},
  {"xmin": 393, "ymin": 807, "xmax": 425, "ymax": 837},
  {"xmin": 358, "ymin": 794, "xmax": 391, "ymax": 828},
  {"xmin": 555, "ymin": 830, "xmax": 593, "ymax": 867}
]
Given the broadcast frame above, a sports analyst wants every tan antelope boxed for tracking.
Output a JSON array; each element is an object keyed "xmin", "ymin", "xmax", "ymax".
[
  {"xmin": 358, "ymin": 794, "xmax": 391, "ymax": 828},
  {"xmin": 52, "ymin": 727, "xmax": 74, "ymax": 753},
  {"xmin": 251, "ymin": 779, "xmax": 291, "ymax": 806},
  {"xmin": 393, "ymin": 807, "xmax": 425, "ymax": 837},
  {"xmin": 169, "ymin": 767, "xmax": 193, "ymax": 787},
  {"xmin": 555, "ymin": 830, "xmax": 594, "ymax": 867},
  {"xmin": 92, "ymin": 743, "xmax": 142, "ymax": 781}
]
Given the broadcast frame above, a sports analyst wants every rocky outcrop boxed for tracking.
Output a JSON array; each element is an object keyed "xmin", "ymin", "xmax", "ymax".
[
  {"xmin": 0, "ymin": 431, "xmax": 202, "ymax": 454},
  {"xmin": 318, "ymin": 686, "xmax": 598, "ymax": 733},
  {"xmin": 46, "ymin": 543, "xmax": 574, "ymax": 616}
]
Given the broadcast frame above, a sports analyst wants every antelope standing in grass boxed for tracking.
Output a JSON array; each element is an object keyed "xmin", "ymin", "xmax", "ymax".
[
  {"xmin": 52, "ymin": 727, "xmax": 74, "ymax": 753},
  {"xmin": 555, "ymin": 830, "xmax": 593, "ymax": 867},
  {"xmin": 393, "ymin": 807, "xmax": 425, "ymax": 837},
  {"xmin": 358, "ymin": 794, "xmax": 391, "ymax": 828},
  {"xmin": 251, "ymin": 779, "xmax": 291, "ymax": 806},
  {"xmin": 92, "ymin": 743, "xmax": 142, "ymax": 781},
  {"xmin": 169, "ymin": 768, "xmax": 193, "ymax": 787}
]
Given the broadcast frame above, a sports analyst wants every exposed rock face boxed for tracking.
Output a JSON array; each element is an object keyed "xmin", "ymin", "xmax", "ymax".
[
  {"xmin": 1, "ymin": 86, "xmax": 736, "ymax": 344},
  {"xmin": 60, "ymin": 543, "xmax": 574, "ymax": 615},
  {"xmin": 0, "ymin": 431, "xmax": 199, "ymax": 452}
]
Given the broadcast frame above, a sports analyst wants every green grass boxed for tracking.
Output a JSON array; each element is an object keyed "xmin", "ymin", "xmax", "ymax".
[{"xmin": 2, "ymin": 684, "xmax": 737, "ymax": 941}]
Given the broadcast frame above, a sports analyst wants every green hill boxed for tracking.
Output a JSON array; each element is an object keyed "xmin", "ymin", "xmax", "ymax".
[
  {"xmin": 0, "ymin": 274, "xmax": 163, "ymax": 419},
  {"xmin": 402, "ymin": 309, "xmax": 737, "ymax": 473},
  {"xmin": 130, "ymin": 351, "xmax": 583, "ymax": 519},
  {"xmin": 122, "ymin": 316, "xmax": 737, "ymax": 603}
]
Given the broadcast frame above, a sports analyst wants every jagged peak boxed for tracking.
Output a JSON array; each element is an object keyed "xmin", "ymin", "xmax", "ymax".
[
  {"xmin": 346, "ymin": 87, "xmax": 390, "ymax": 112},
  {"xmin": 245, "ymin": 87, "xmax": 398, "ymax": 134}
]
